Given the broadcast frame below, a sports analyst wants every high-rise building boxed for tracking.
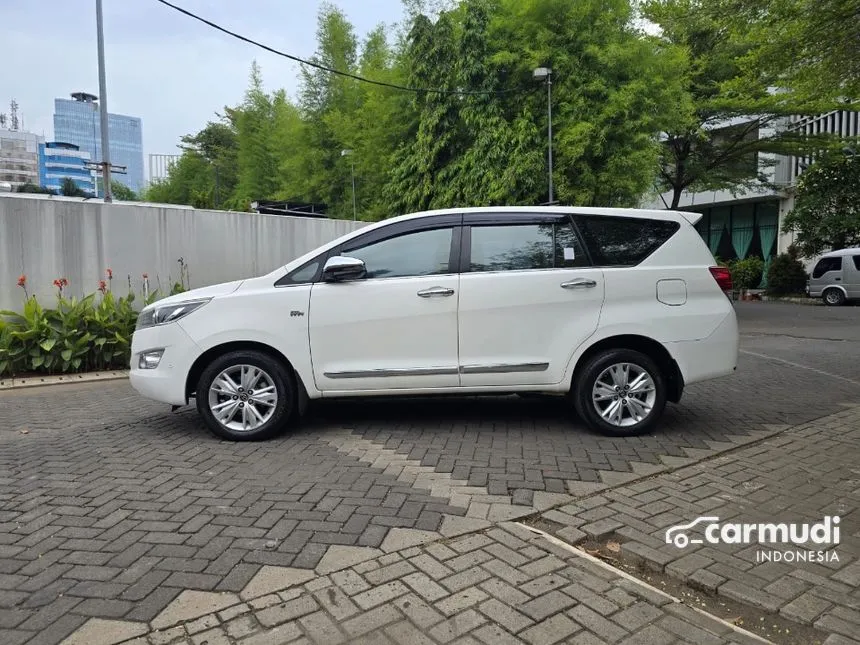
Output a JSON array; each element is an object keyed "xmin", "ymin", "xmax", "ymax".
[
  {"xmin": 53, "ymin": 92, "xmax": 144, "ymax": 194},
  {"xmin": 0, "ymin": 128, "xmax": 44, "ymax": 190},
  {"xmin": 39, "ymin": 142, "xmax": 96, "ymax": 195}
]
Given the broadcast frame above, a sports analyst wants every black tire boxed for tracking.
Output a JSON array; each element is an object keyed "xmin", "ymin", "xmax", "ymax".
[
  {"xmin": 573, "ymin": 348, "xmax": 667, "ymax": 437},
  {"xmin": 196, "ymin": 350, "xmax": 294, "ymax": 441},
  {"xmin": 823, "ymin": 288, "xmax": 846, "ymax": 306}
]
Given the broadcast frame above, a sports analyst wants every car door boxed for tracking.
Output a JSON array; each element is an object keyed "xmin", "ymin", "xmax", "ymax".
[
  {"xmin": 849, "ymin": 255, "xmax": 860, "ymax": 298},
  {"xmin": 309, "ymin": 215, "xmax": 462, "ymax": 393},
  {"xmin": 457, "ymin": 213, "xmax": 605, "ymax": 387}
]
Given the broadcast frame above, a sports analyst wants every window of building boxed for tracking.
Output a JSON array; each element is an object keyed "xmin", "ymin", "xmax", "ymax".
[
  {"xmin": 468, "ymin": 221, "xmax": 588, "ymax": 273},
  {"xmin": 812, "ymin": 256, "xmax": 842, "ymax": 278},
  {"xmin": 345, "ymin": 227, "xmax": 453, "ymax": 279},
  {"xmin": 573, "ymin": 215, "xmax": 680, "ymax": 266}
]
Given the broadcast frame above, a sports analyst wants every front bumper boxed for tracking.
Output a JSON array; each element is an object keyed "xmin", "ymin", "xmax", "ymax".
[{"xmin": 129, "ymin": 322, "xmax": 202, "ymax": 406}]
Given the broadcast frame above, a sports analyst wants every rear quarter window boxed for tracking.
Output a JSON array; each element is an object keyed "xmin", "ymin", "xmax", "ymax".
[
  {"xmin": 853, "ymin": 255, "xmax": 860, "ymax": 271},
  {"xmin": 573, "ymin": 215, "xmax": 680, "ymax": 267}
]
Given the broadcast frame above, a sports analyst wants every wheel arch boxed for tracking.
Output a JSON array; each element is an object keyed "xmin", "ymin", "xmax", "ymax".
[
  {"xmin": 822, "ymin": 285, "xmax": 848, "ymax": 301},
  {"xmin": 571, "ymin": 334, "xmax": 684, "ymax": 403},
  {"xmin": 185, "ymin": 340, "xmax": 310, "ymax": 414}
]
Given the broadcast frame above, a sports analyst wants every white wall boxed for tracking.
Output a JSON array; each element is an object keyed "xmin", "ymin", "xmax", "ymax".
[{"xmin": 0, "ymin": 194, "xmax": 367, "ymax": 312}]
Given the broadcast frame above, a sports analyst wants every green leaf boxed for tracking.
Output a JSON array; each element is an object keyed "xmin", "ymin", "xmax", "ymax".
[
  {"xmin": 61, "ymin": 349, "xmax": 73, "ymax": 362},
  {"xmin": 40, "ymin": 338, "xmax": 57, "ymax": 352},
  {"xmin": 31, "ymin": 355, "xmax": 44, "ymax": 369}
]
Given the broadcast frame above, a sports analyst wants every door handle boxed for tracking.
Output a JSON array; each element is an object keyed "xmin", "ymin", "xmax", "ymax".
[
  {"xmin": 561, "ymin": 278, "xmax": 597, "ymax": 289},
  {"xmin": 417, "ymin": 286, "xmax": 455, "ymax": 298}
]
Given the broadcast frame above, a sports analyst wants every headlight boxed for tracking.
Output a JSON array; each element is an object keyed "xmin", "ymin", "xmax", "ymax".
[{"xmin": 136, "ymin": 298, "xmax": 211, "ymax": 330}]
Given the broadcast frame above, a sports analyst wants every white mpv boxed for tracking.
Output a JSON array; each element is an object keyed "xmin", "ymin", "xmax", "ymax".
[{"xmin": 129, "ymin": 207, "xmax": 739, "ymax": 441}]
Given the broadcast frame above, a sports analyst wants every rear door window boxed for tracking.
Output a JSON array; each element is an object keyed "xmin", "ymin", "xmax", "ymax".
[
  {"xmin": 467, "ymin": 220, "xmax": 589, "ymax": 273},
  {"xmin": 572, "ymin": 215, "xmax": 680, "ymax": 266},
  {"xmin": 852, "ymin": 255, "xmax": 860, "ymax": 271},
  {"xmin": 812, "ymin": 256, "xmax": 842, "ymax": 278}
]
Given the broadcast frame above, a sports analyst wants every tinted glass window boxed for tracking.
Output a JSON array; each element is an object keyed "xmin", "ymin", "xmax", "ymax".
[
  {"xmin": 812, "ymin": 256, "xmax": 842, "ymax": 278},
  {"xmin": 853, "ymin": 255, "xmax": 860, "ymax": 271},
  {"xmin": 574, "ymin": 215, "xmax": 680, "ymax": 266},
  {"xmin": 469, "ymin": 221, "xmax": 588, "ymax": 272},
  {"xmin": 345, "ymin": 227, "xmax": 453, "ymax": 279},
  {"xmin": 276, "ymin": 258, "xmax": 322, "ymax": 286}
]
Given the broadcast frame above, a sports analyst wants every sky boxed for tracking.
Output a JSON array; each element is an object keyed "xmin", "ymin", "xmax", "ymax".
[{"xmin": 1, "ymin": 0, "xmax": 405, "ymax": 178}]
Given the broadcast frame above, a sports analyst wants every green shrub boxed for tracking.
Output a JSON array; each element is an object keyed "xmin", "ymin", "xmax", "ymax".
[
  {"xmin": 766, "ymin": 251, "xmax": 809, "ymax": 296},
  {"xmin": 0, "ymin": 270, "xmax": 185, "ymax": 377},
  {"xmin": 728, "ymin": 256, "xmax": 765, "ymax": 291}
]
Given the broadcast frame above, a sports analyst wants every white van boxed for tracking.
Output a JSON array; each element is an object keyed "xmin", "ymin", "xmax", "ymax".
[{"xmin": 806, "ymin": 248, "xmax": 860, "ymax": 306}]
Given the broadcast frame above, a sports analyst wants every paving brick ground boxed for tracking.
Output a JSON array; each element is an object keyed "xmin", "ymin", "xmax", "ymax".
[
  {"xmin": 53, "ymin": 523, "xmax": 793, "ymax": 645},
  {"xmin": 0, "ymin": 302, "xmax": 858, "ymax": 644},
  {"xmin": 534, "ymin": 405, "xmax": 860, "ymax": 644}
]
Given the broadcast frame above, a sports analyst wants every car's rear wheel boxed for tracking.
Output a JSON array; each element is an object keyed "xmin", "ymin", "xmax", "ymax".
[
  {"xmin": 823, "ymin": 288, "xmax": 846, "ymax": 306},
  {"xmin": 196, "ymin": 350, "xmax": 293, "ymax": 441},
  {"xmin": 573, "ymin": 348, "xmax": 666, "ymax": 437}
]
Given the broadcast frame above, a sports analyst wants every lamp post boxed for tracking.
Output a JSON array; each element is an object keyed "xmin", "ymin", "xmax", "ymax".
[
  {"xmin": 533, "ymin": 66, "xmax": 554, "ymax": 204},
  {"xmin": 95, "ymin": 0, "xmax": 112, "ymax": 202},
  {"xmin": 341, "ymin": 149, "xmax": 356, "ymax": 220}
]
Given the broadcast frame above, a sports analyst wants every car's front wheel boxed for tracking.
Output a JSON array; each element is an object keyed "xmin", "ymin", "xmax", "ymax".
[
  {"xmin": 196, "ymin": 350, "xmax": 293, "ymax": 441},
  {"xmin": 573, "ymin": 348, "xmax": 667, "ymax": 437}
]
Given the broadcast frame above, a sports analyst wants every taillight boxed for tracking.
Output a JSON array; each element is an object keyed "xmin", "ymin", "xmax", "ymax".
[{"xmin": 709, "ymin": 266, "xmax": 733, "ymax": 293}]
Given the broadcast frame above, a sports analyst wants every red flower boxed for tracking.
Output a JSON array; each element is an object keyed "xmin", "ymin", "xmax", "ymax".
[
  {"xmin": 17, "ymin": 274, "xmax": 26, "ymax": 288},
  {"xmin": 106, "ymin": 268, "xmax": 113, "ymax": 280},
  {"xmin": 98, "ymin": 280, "xmax": 107, "ymax": 293},
  {"xmin": 142, "ymin": 272, "xmax": 149, "ymax": 280},
  {"xmin": 53, "ymin": 279, "xmax": 61, "ymax": 288}
]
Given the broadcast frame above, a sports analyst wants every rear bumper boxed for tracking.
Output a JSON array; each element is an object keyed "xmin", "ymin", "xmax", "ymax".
[
  {"xmin": 666, "ymin": 309, "xmax": 739, "ymax": 386},
  {"xmin": 129, "ymin": 322, "xmax": 201, "ymax": 406}
]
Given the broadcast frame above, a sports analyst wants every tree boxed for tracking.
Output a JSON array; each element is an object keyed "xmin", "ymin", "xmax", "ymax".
[
  {"xmin": 387, "ymin": 0, "xmax": 683, "ymax": 212},
  {"xmin": 110, "ymin": 181, "xmax": 138, "ymax": 201},
  {"xmin": 642, "ymin": 0, "xmax": 847, "ymax": 209},
  {"xmin": 713, "ymin": 0, "xmax": 860, "ymax": 100},
  {"xmin": 60, "ymin": 177, "xmax": 88, "ymax": 197},
  {"xmin": 781, "ymin": 154, "xmax": 860, "ymax": 257},
  {"xmin": 231, "ymin": 61, "xmax": 281, "ymax": 209},
  {"xmin": 16, "ymin": 182, "xmax": 55, "ymax": 195},
  {"xmin": 142, "ymin": 153, "xmax": 216, "ymax": 208}
]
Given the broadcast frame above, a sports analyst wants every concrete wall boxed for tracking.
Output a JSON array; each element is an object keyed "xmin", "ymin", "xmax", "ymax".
[{"xmin": 0, "ymin": 194, "xmax": 367, "ymax": 312}]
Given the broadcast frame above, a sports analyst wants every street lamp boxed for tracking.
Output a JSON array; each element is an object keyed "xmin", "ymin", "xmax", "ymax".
[
  {"xmin": 95, "ymin": 0, "xmax": 112, "ymax": 202},
  {"xmin": 341, "ymin": 149, "xmax": 357, "ymax": 220},
  {"xmin": 533, "ymin": 66, "xmax": 554, "ymax": 204}
]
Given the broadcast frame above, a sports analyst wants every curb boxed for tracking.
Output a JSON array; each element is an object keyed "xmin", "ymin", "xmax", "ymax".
[
  {"xmin": 0, "ymin": 370, "xmax": 129, "ymax": 391},
  {"xmin": 760, "ymin": 296, "xmax": 822, "ymax": 305}
]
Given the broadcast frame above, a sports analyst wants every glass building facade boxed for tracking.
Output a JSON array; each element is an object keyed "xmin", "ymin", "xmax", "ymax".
[
  {"xmin": 53, "ymin": 97, "xmax": 144, "ymax": 194},
  {"xmin": 39, "ymin": 142, "xmax": 96, "ymax": 195}
]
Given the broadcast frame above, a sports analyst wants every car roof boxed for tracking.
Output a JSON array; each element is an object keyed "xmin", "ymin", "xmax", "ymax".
[
  {"xmin": 270, "ymin": 205, "xmax": 701, "ymax": 277},
  {"xmin": 821, "ymin": 247, "xmax": 860, "ymax": 257},
  {"xmin": 379, "ymin": 205, "xmax": 701, "ymax": 225}
]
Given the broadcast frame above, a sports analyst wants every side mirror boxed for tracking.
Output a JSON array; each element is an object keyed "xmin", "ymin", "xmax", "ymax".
[{"xmin": 322, "ymin": 256, "xmax": 367, "ymax": 282}]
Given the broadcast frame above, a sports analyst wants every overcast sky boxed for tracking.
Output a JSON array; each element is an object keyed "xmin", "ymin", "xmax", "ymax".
[{"xmin": 1, "ymin": 0, "xmax": 404, "ymax": 177}]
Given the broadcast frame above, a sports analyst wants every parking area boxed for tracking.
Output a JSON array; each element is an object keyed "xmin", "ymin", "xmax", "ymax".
[{"xmin": 1, "ymin": 302, "xmax": 859, "ymax": 645}]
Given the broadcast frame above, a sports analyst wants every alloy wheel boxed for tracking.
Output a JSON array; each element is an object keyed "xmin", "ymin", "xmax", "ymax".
[
  {"xmin": 591, "ymin": 362, "xmax": 657, "ymax": 428},
  {"xmin": 207, "ymin": 364, "xmax": 278, "ymax": 432}
]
